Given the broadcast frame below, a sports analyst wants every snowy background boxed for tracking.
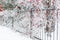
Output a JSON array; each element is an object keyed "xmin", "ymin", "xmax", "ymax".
[{"xmin": 0, "ymin": 0, "xmax": 60, "ymax": 40}]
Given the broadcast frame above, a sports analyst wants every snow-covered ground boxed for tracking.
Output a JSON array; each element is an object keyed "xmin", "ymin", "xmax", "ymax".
[{"xmin": 0, "ymin": 25, "xmax": 32, "ymax": 40}]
